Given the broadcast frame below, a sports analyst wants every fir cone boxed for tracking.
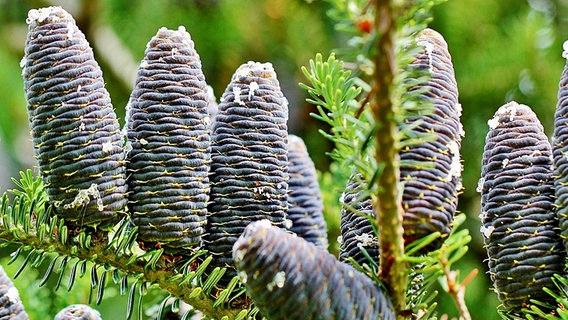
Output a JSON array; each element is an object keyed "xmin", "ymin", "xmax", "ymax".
[
  {"xmin": 287, "ymin": 134, "xmax": 327, "ymax": 249},
  {"xmin": 126, "ymin": 26, "xmax": 210, "ymax": 253},
  {"xmin": 22, "ymin": 7, "xmax": 127, "ymax": 228},
  {"xmin": 54, "ymin": 304, "xmax": 101, "ymax": 320},
  {"xmin": 400, "ymin": 28, "xmax": 463, "ymax": 251},
  {"xmin": 0, "ymin": 265, "xmax": 28, "ymax": 320},
  {"xmin": 553, "ymin": 43, "xmax": 568, "ymax": 251},
  {"xmin": 480, "ymin": 101, "xmax": 564, "ymax": 313},
  {"xmin": 233, "ymin": 220, "xmax": 395, "ymax": 320},
  {"xmin": 205, "ymin": 62, "xmax": 288, "ymax": 278},
  {"xmin": 338, "ymin": 173, "xmax": 379, "ymax": 267}
]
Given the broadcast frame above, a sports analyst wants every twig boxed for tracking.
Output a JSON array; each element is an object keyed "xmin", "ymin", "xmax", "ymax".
[
  {"xmin": 442, "ymin": 257, "xmax": 476, "ymax": 320},
  {"xmin": 372, "ymin": 0, "xmax": 408, "ymax": 316},
  {"xmin": 0, "ymin": 219, "xmax": 246, "ymax": 319}
]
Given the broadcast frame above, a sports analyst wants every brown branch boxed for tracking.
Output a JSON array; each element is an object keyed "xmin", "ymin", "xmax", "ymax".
[
  {"xmin": 442, "ymin": 262, "xmax": 476, "ymax": 320},
  {"xmin": 0, "ymin": 219, "xmax": 246, "ymax": 319},
  {"xmin": 372, "ymin": 0, "xmax": 408, "ymax": 316}
]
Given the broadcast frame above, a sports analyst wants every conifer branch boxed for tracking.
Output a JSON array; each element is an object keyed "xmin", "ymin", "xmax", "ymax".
[
  {"xmin": 0, "ymin": 232, "xmax": 246, "ymax": 319},
  {"xmin": 0, "ymin": 179, "xmax": 247, "ymax": 319},
  {"xmin": 441, "ymin": 257, "xmax": 475, "ymax": 320},
  {"xmin": 372, "ymin": 0, "xmax": 408, "ymax": 315}
]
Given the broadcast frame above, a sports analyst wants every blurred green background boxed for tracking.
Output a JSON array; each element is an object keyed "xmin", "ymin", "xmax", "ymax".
[{"xmin": 0, "ymin": 0, "xmax": 566, "ymax": 318}]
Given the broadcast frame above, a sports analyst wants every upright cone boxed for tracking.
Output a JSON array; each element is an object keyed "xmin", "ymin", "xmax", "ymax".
[
  {"xmin": 205, "ymin": 62, "xmax": 289, "ymax": 278},
  {"xmin": 22, "ymin": 7, "xmax": 127, "ymax": 228},
  {"xmin": 553, "ymin": 40, "xmax": 568, "ymax": 252},
  {"xmin": 480, "ymin": 101, "xmax": 564, "ymax": 313},
  {"xmin": 338, "ymin": 173, "xmax": 379, "ymax": 267},
  {"xmin": 126, "ymin": 26, "xmax": 211, "ymax": 253},
  {"xmin": 287, "ymin": 134, "xmax": 327, "ymax": 249},
  {"xmin": 400, "ymin": 28, "xmax": 463, "ymax": 251}
]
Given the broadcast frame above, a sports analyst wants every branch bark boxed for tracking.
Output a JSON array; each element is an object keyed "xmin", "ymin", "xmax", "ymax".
[
  {"xmin": 373, "ymin": 0, "xmax": 408, "ymax": 316},
  {"xmin": 0, "ymin": 215, "xmax": 246, "ymax": 319},
  {"xmin": 443, "ymin": 262, "xmax": 476, "ymax": 320}
]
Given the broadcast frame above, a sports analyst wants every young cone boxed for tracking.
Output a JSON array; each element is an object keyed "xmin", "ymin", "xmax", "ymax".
[
  {"xmin": 205, "ymin": 62, "xmax": 289, "ymax": 279},
  {"xmin": 126, "ymin": 26, "xmax": 211, "ymax": 253},
  {"xmin": 400, "ymin": 28, "xmax": 463, "ymax": 251},
  {"xmin": 553, "ymin": 41, "xmax": 568, "ymax": 252},
  {"xmin": 22, "ymin": 6, "xmax": 127, "ymax": 228},
  {"xmin": 338, "ymin": 173, "xmax": 379, "ymax": 267},
  {"xmin": 287, "ymin": 134, "xmax": 328, "ymax": 249},
  {"xmin": 480, "ymin": 101, "xmax": 564, "ymax": 314}
]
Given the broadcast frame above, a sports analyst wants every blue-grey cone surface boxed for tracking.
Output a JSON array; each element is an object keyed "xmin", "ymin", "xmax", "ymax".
[
  {"xmin": 339, "ymin": 173, "xmax": 379, "ymax": 268},
  {"xmin": 125, "ymin": 26, "xmax": 210, "ymax": 253},
  {"xmin": 480, "ymin": 101, "xmax": 564, "ymax": 314},
  {"xmin": 401, "ymin": 28, "xmax": 463, "ymax": 251},
  {"xmin": 54, "ymin": 304, "xmax": 101, "ymax": 320},
  {"xmin": 233, "ymin": 220, "xmax": 395, "ymax": 320},
  {"xmin": 287, "ymin": 134, "xmax": 327, "ymax": 249},
  {"xmin": 22, "ymin": 7, "xmax": 127, "ymax": 228},
  {"xmin": 553, "ymin": 46, "xmax": 568, "ymax": 252},
  {"xmin": 205, "ymin": 61, "xmax": 289, "ymax": 278},
  {"xmin": 0, "ymin": 265, "xmax": 28, "ymax": 320}
]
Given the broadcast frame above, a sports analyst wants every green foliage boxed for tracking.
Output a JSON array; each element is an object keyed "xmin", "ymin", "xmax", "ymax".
[
  {"xmin": 405, "ymin": 214, "xmax": 473, "ymax": 318},
  {"xmin": 494, "ymin": 273, "xmax": 568, "ymax": 319},
  {"xmin": 0, "ymin": 170, "xmax": 251, "ymax": 319},
  {"xmin": 0, "ymin": 46, "xmax": 27, "ymax": 167},
  {"xmin": 523, "ymin": 274, "xmax": 568, "ymax": 319},
  {"xmin": 300, "ymin": 53, "xmax": 369, "ymax": 172}
]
